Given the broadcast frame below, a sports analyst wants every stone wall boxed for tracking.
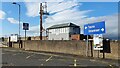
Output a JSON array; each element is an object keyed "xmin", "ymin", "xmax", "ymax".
[
  {"xmin": 12, "ymin": 40, "xmax": 119, "ymax": 60},
  {"xmin": 24, "ymin": 40, "xmax": 86, "ymax": 56}
]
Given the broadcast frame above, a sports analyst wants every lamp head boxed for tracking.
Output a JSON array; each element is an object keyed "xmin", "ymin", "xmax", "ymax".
[{"xmin": 13, "ymin": 2, "xmax": 16, "ymax": 4}]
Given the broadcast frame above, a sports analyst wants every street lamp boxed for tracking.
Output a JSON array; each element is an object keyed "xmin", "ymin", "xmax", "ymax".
[{"xmin": 12, "ymin": 2, "xmax": 21, "ymax": 48}]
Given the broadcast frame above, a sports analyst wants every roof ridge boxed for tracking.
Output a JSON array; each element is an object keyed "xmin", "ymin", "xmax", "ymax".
[{"xmin": 47, "ymin": 22, "xmax": 79, "ymax": 29}]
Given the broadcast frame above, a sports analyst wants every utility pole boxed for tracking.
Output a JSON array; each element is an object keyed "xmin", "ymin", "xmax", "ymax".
[
  {"xmin": 39, "ymin": 2, "xmax": 49, "ymax": 40},
  {"xmin": 40, "ymin": 3, "xmax": 43, "ymax": 40}
]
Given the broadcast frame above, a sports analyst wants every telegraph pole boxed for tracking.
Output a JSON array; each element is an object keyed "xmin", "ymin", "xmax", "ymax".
[
  {"xmin": 40, "ymin": 3, "xmax": 43, "ymax": 40},
  {"xmin": 39, "ymin": 2, "xmax": 49, "ymax": 40}
]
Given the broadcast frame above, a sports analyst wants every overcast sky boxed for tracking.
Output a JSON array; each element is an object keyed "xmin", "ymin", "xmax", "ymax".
[{"xmin": 0, "ymin": 0, "xmax": 119, "ymax": 40}]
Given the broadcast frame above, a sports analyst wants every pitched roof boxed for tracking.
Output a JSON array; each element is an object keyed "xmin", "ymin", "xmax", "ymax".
[{"xmin": 47, "ymin": 23, "xmax": 80, "ymax": 29}]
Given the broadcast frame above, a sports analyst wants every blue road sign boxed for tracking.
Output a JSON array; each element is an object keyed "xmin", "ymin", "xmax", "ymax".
[
  {"xmin": 84, "ymin": 21, "xmax": 106, "ymax": 35},
  {"xmin": 23, "ymin": 23, "xmax": 29, "ymax": 30}
]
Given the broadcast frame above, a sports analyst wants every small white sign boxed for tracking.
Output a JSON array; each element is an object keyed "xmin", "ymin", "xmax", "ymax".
[
  {"xmin": 10, "ymin": 34, "xmax": 18, "ymax": 42},
  {"xmin": 93, "ymin": 34, "xmax": 103, "ymax": 50}
]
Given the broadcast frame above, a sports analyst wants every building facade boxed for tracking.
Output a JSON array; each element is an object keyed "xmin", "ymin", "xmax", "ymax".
[{"xmin": 47, "ymin": 23, "xmax": 80, "ymax": 40}]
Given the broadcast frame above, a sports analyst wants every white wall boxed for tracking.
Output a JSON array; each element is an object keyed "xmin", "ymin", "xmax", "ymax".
[
  {"xmin": 48, "ymin": 27, "xmax": 70, "ymax": 40},
  {"xmin": 48, "ymin": 27, "xmax": 80, "ymax": 40}
]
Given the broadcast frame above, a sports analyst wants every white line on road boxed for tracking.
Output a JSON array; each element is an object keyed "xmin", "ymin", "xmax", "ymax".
[
  {"xmin": 46, "ymin": 56, "xmax": 53, "ymax": 62},
  {"xmin": 26, "ymin": 54, "xmax": 35, "ymax": 59},
  {"xmin": 40, "ymin": 56, "xmax": 53, "ymax": 66},
  {"xmin": 90, "ymin": 59, "xmax": 96, "ymax": 62}
]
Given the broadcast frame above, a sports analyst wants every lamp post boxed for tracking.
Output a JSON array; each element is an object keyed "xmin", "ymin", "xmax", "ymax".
[{"xmin": 12, "ymin": 2, "xmax": 21, "ymax": 48}]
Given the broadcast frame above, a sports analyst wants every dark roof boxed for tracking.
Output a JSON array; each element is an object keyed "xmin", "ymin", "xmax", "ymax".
[{"xmin": 47, "ymin": 23, "xmax": 80, "ymax": 29}]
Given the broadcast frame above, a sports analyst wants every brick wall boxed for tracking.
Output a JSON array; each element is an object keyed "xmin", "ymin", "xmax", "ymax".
[{"xmin": 71, "ymin": 34, "xmax": 80, "ymax": 40}]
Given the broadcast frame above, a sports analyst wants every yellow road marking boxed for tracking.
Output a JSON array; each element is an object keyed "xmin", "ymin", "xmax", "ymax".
[{"xmin": 74, "ymin": 59, "xmax": 77, "ymax": 67}]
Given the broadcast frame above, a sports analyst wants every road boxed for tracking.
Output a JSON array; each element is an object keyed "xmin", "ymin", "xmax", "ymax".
[{"xmin": 1, "ymin": 47, "xmax": 118, "ymax": 68}]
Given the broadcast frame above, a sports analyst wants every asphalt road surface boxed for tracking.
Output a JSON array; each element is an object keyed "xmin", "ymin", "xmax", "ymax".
[{"xmin": 1, "ymin": 47, "xmax": 119, "ymax": 68}]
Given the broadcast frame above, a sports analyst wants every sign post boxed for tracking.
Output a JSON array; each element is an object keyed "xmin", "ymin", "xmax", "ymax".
[
  {"xmin": 84, "ymin": 21, "xmax": 106, "ymax": 58},
  {"xmin": 86, "ymin": 35, "xmax": 88, "ymax": 56},
  {"xmin": 23, "ymin": 23, "xmax": 29, "ymax": 43}
]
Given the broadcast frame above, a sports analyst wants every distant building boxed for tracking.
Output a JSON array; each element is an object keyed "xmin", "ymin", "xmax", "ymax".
[
  {"xmin": 71, "ymin": 34, "xmax": 92, "ymax": 40},
  {"xmin": 47, "ymin": 23, "xmax": 80, "ymax": 40}
]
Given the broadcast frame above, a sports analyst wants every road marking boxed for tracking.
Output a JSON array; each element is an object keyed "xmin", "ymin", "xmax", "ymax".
[
  {"xmin": 26, "ymin": 56, "xmax": 31, "ymax": 59},
  {"xmin": 74, "ymin": 59, "xmax": 77, "ymax": 67},
  {"xmin": 26, "ymin": 54, "xmax": 35, "ymax": 59},
  {"xmin": 69, "ymin": 64, "xmax": 83, "ymax": 67},
  {"xmin": 109, "ymin": 65, "xmax": 114, "ymax": 68},
  {"xmin": 90, "ymin": 59, "xmax": 96, "ymax": 62},
  {"xmin": 41, "ymin": 64, "xmax": 44, "ymax": 66},
  {"xmin": 39, "ymin": 56, "xmax": 53, "ymax": 66},
  {"xmin": 46, "ymin": 56, "xmax": 52, "ymax": 62},
  {"xmin": 109, "ymin": 65, "xmax": 112, "ymax": 66}
]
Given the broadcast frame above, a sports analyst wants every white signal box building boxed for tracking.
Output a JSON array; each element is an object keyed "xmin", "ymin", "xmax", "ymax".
[{"xmin": 47, "ymin": 23, "xmax": 80, "ymax": 40}]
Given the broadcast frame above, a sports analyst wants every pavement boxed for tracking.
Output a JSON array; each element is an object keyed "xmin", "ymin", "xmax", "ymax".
[{"xmin": 1, "ymin": 47, "xmax": 119, "ymax": 68}]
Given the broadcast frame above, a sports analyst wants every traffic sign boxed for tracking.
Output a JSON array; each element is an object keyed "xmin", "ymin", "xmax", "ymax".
[
  {"xmin": 23, "ymin": 23, "xmax": 29, "ymax": 30},
  {"xmin": 84, "ymin": 21, "xmax": 106, "ymax": 35}
]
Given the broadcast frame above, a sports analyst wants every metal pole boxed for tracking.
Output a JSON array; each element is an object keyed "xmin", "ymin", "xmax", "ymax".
[
  {"xmin": 40, "ymin": 3, "xmax": 43, "ymax": 40},
  {"xmin": 86, "ymin": 35, "xmax": 88, "ymax": 56},
  {"xmin": 90, "ymin": 40, "xmax": 93, "ymax": 57},
  {"xmin": 23, "ymin": 30, "xmax": 26, "ymax": 49},
  {"xmin": 87, "ymin": 35, "xmax": 89, "ymax": 56},
  {"xmin": 98, "ymin": 50, "xmax": 99, "ymax": 58},
  {"xmin": 25, "ymin": 30, "xmax": 26, "ymax": 40},
  {"xmin": 103, "ymin": 51, "xmax": 105, "ymax": 59},
  {"xmin": 12, "ymin": 2, "xmax": 21, "ymax": 48},
  {"xmin": 103, "ymin": 39, "xmax": 105, "ymax": 59},
  {"xmin": 19, "ymin": 5, "xmax": 21, "ymax": 48}
]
